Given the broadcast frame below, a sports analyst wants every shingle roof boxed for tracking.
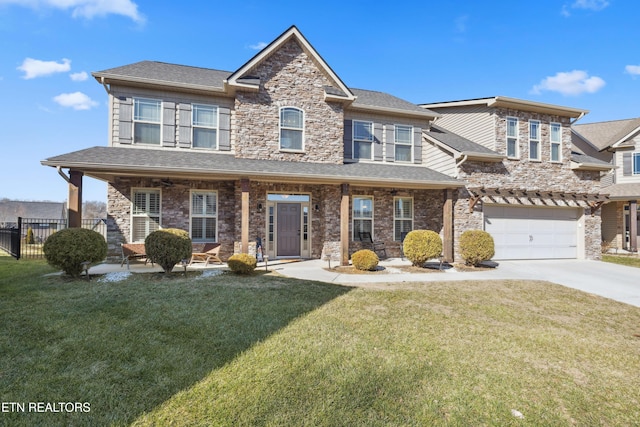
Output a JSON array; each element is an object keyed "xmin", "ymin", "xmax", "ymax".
[
  {"xmin": 425, "ymin": 125, "xmax": 501, "ymax": 157},
  {"xmin": 601, "ymin": 182, "xmax": 640, "ymax": 199},
  {"xmin": 42, "ymin": 147, "xmax": 463, "ymax": 189},
  {"xmin": 0, "ymin": 201, "xmax": 66, "ymax": 223},
  {"xmin": 570, "ymin": 152, "xmax": 613, "ymax": 170},
  {"xmin": 350, "ymin": 88, "xmax": 439, "ymax": 117},
  {"xmin": 573, "ymin": 117, "xmax": 640, "ymax": 151}
]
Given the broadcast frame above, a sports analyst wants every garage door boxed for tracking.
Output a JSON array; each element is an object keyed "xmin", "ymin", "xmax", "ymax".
[{"xmin": 484, "ymin": 205, "xmax": 579, "ymax": 260}]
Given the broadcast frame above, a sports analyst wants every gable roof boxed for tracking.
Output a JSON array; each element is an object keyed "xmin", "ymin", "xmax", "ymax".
[
  {"xmin": 424, "ymin": 125, "xmax": 504, "ymax": 161},
  {"xmin": 421, "ymin": 96, "xmax": 588, "ymax": 119},
  {"xmin": 572, "ymin": 117, "xmax": 640, "ymax": 151},
  {"xmin": 41, "ymin": 146, "xmax": 463, "ymax": 190},
  {"xmin": 0, "ymin": 201, "xmax": 66, "ymax": 223}
]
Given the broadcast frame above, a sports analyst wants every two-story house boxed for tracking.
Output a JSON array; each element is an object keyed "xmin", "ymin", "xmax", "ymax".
[
  {"xmin": 41, "ymin": 26, "xmax": 463, "ymax": 265},
  {"xmin": 420, "ymin": 97, "xmax": 611, "ymax": 260},
  {"xmin": 572, "ymin": 118, "xmax": 640, "ymax": 252}
]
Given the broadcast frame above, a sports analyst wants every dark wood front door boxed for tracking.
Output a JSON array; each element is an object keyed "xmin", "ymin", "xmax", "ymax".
[{"xmin": 277, "ymin": 203, "xmax": 301, "ymax": 257}]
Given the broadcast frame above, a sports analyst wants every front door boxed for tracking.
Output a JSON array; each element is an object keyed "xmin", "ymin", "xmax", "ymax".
[{"xmin": 277, "ymin": 203, "xmax": 301, "ymax": 257}]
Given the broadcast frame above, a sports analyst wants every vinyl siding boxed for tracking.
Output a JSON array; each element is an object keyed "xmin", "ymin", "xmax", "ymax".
[
  {"xmin": 615, "ymin": 141, "xmax": 640, "ymax": 184},
  {"xmin": 424, "ymin": 143, "xmax": 456, "ymax": 177},
  {"xmin": 601, "ymin": 202, "xmax": 618, "ymax": 247},
  {"xmin": 429, "ymin": 105, "xmax": 495, "ymax": 150}
]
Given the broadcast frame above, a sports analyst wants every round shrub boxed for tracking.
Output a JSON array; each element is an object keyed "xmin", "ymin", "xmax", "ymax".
[
  {"xmin": 227, "ymin": 253, "xmax": 257, "ymax": 274},
  {"xmin": 403, "ymin": 230, "xmax": 442, "ymax": 267},
  {"xmin": 144, "ymin": 228, "xmax": 192, "ymax": 273},
  {"xmin": 459, "ymin": 230, "xmax": 495, "ymax": 266},
  {"xmin": 43, "ymin": 228, "xmax": 107, "ymax": 277},
  {"xmin": 351, "ymin": 249, "xmax": 379, "ymax": 271}
]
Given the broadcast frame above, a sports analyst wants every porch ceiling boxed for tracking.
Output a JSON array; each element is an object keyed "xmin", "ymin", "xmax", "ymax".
[{"xmin": 42, "ymin": 146, "xmax": 464, "ymax": 190}]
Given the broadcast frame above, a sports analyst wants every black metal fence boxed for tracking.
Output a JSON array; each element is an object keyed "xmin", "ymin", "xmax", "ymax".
[{"xmin": 0, "ymin": 217, "xmax": 107, "ymax": 260}]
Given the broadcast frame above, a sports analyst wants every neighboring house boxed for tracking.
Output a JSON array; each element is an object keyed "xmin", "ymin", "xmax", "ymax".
[
  {"xmin": 40, "ymin": 27, "xmax": 610, "ymax": 263},
  {"xmin": 572, "ymin": 118, "xmax": 640, "ymax": 252},
  {"xmin": 420, "ymin": 97, "xmax": 611, "ymax": 260},
  {"xmin": 0, "ymin": 200, "xmax": 67, "ymax": 231}
]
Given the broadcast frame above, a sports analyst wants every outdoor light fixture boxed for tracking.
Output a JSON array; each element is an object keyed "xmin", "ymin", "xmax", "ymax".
[{"xmin": 257, "ymin": 203, "xmax": 263, "ymax": 212}]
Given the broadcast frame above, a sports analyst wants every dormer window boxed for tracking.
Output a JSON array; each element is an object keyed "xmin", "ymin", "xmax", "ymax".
[
  {"xmin": 133, "ymin": 98, "xmax": 161, "ymax": 145},
  {"xmin": 529, "ymin": 120, "xmax": 541, "ymax": 161},
  {"xmin": 353, "ymin": 120, "xmax": 373, "ymax": 160},
  {"xmin": 280, "ymin": 107, "xmax": 304, "ymax": 151},
  {"xmin": 506, "ymin": 117, "xmax": 519, "ymax": 158}
]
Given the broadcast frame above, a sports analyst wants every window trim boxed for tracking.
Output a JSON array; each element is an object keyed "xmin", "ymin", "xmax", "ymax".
[
  {"xmin": 352, "ymin": 195, "xmax": 374, "ymax": 241},
  {"xmin": 189, "ymin": 190, "xmax": 218, "ymax": 242},
  {"xmin": 133, "ymin": 98, "xmax": 162, "ymax": 145},
  {"xmin": 394, "ymin": 124, "xmax": 413, "ymax": 162},
  {"xmin": 393, "ymin": 197, "xmax": 413, "ymax": 241},
  {"xmin": 352, "ymin": 120, "xmax": 374, "ymax": 160},
  {"xmin": 191, "ymin": 103, "xmax": 219, "ymax": 150},
  {"xmin": 529, "ymin": 119, "xmax": 541, "ymax": 161},
  {"xmin": 279, "ymin": 107, "xmax": 304, "ymax": 152},
  {"xmin": 130, "ymin": 188, "xmax": 161, "ymax": 243},
  {"xmin": 633, "ymin": 152, "xmax": 640, "ymax": 175},
  {"xmin": 550, "ymin": 122, "xmax": 562, "ymax": 163},
  {"xmin": 506, "ymin": 116, "xmax": 519, "ymax": 159}
]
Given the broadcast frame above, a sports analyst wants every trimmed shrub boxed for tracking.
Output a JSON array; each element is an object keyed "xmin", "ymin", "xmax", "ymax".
[
  {"xmin": 403, "ymin": 230, "xmax": 442, "ymax": 267},
  {"xmin": 26, "ymin": 227, "xmax": 35, "ymax": 244},
  {"xmin": 227, "ymin": 253, "xmax": 257, "ymax": 275},
  {"xmin": 43, "ymin": 228, "xmax": 107, "ymax": 277},
  {"xmin": 351, "ymin": 249, "xmax": 379, "ymax": 271},
  {"xmin": 145, "ymin": 228, "xmax": 192, "ymax": 273},
  {"xmin": 460, "ymin": 230, "xmax": 495, "ymax": 266}
]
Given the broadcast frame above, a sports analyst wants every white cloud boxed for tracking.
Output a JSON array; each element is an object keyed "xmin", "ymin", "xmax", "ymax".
[
  {"xmin": 531, "ymin": 70, "xmax": 606, "ymax": 96},
  {"xmin": 454, "ymin": 15, "xmax": 469, "ymax": 33},
  {"xmin": 17, "ymin": 57, "xmax": 71, "ymax": 79},
  {"xmin": 70, "ymin": 71, "xmax": 88, "ymax": 81},
  {"xmin": 625, "ymin": 65, "xmax": 640, "ymax": 76},
  {"xmin": 572, "ymin": 0, "xmax": 609, "ymax": 11},
  {"xmin": 249, "ymin": 41, "xmax": 268, "ymax": 50},
  {"xmin": 53, "ymin": 92, "xmax": 98, "ymax": 110},
  {"xmin": 0, "ymin": 0, "xmax": 145, "ymax": 23}
]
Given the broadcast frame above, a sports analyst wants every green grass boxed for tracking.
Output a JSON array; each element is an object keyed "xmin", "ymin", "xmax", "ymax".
[
  {"xmin": 1, "ymin": 257, "xmax": 640, "ymax": 426},
  {"xmin": 603, "ymin": 253, "xmax": 640, "ymax": 268}
]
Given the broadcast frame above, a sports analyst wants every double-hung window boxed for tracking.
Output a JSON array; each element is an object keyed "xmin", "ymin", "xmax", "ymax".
[
  {"xmin": 395, "ymin": 125, "xmax": 413, "ymax": 162},
  {"xmin": 192, "ymin": 104, "xmax": 218, "ymax": 149},
  {"xmin": 191, "ymin": 191, "xmax": 217, "ymax": 242},
  {"xmin": 506, "ymin": 117, "xmax": 519, "ymax": 158},
  {"xmin": 634, "ymin": 153, "xmax": 640, "ymax": 175},
  {"xmin": 394, "ymin": 197, "xmax": 413, "ymax": 241},
  {"xmin": 550, "ymin": 122, "xmax": 562, "ymax": 162},
  {"xmin": 132, "ymin": 189, "xmax": 160, "ymax": 242},
  {"xmin": 133, "ymin": 98, "xmax": 161, "ymax": 145},
  {"xmin": 529, "ymin": 120, "xmax": 541, "ymax": 161},
  {"xmin": 353, "ymin": 196, "xmax": 373, "ymax": 240},
  {"xmin": 280, "ymin": 107, "xmax": 304, "ymax": 150},
  {"xmin": 353, "ymin": 120, "xmax": 373, "ymax": 160}
]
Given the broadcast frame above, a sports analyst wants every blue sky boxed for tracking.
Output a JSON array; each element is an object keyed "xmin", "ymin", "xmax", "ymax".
[{"xmin": 0, "ymin": 0, "xmax": 638, "ymax": 202}]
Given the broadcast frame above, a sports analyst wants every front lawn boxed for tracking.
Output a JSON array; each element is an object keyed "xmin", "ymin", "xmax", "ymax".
[
  {"xmin": 1, "ymin": 257, "xmax": 640, "ymax": 426},
  {"xmin": 603, "ymin": 253, "xmax": 640, "ymax": 268}
]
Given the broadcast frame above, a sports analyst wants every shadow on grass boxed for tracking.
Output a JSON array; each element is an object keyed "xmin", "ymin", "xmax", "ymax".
[{"xmin": 0, "ymin": 265, "xmax": 352, "ymax": 426}]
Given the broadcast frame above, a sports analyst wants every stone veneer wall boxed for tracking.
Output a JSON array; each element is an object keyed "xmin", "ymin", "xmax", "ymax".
[{"xmin": 234, "ymin": 39, "xmax": 344, "ymax": 163}]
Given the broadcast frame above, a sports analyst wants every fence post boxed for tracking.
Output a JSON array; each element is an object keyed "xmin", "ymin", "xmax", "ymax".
[{"xmin": 15, "ymin": 217, "xmax": 22, "ymax": 260}]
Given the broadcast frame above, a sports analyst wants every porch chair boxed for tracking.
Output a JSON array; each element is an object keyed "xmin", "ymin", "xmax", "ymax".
[
  {"xmin": 189, "ymin": 243, "xmax": 223, "ymax": 266},
  {"xmin": 120, "ymin": 243, "xmax": 153, "ymax": 269},
  {"xmin": 358, "ymin": 231, "xmax": 387, "ymax": 259}
]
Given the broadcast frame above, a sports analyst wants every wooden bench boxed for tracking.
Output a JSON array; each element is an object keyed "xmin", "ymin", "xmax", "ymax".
[
  {"xmin": 189, "ymin": 243, "xmax": 222, "ymax": 266},
  {"xmin": 120, "ymin": 243, "xmax": 152, "ymax": 269}
]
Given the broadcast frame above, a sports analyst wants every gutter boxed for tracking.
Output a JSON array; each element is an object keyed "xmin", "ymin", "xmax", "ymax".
[{"xmin": 56, "ymin": 166, "xmax": 71, "ymax": 183}]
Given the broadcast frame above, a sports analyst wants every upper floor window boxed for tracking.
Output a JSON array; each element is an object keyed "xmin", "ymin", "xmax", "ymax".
[
  {"xmin": 192, "ymin": 104, "xmax": 218, "ymax": 149},
  {"xmin": 529, "ymin": 120, "xmax": 541, "ymax": 161},
  {"xmin": 506, "ymin": 117, "xmax": 519, "ymax": 158},
  {"xmin": 134, "ymin": 98, "xmax": 161, "ymax": 145},
  {"xmin": 550, "ymin": 122, "xmax": 562, "ymax": 162},
  {"xmin": 395, "ymin": 125, "xmax": 413, "ymax": 162},
  {"xmin": 280, "ymin": 107, "xmax": 304, "ymax": 151},
  {"xmin": 353, "ymin": 196, "xmax": 373, "ymax": 240},
  {"xmin": 191, "ymin": 191, "xmax": 217, "ymax": 242},
  {"xmin": 132, "ymin": 189, "xmax": 160, "ymax": 242},
  {"xmin": 634, "ymin": 153, "xmax": 640, "ymax": 175},
  {"xmin": 353, "ymin": 120, "xmax": 373, "ymax": 160},
  {"xmin": 394, "ymin": 197, "xmax": 413, "ymax": 241}
]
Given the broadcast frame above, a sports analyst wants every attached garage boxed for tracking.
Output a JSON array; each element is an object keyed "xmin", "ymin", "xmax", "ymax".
[{"xmin": 484, "ymin": 205, "xmax": 581, "ymax": 260}]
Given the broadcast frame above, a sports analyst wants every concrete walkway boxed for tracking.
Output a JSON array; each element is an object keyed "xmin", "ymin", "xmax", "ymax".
[{"xmin": 88, "ymin": 258, "xmax": 640, "ymax": 308}]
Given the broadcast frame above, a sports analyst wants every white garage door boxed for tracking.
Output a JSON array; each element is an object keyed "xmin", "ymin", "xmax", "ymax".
[{"xmin": 484, "ymin": 205, "xmax": 579, "ymax": 260}]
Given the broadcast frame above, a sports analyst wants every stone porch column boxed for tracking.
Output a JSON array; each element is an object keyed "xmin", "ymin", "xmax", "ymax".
[
  {"xmin": 443, "ymin": 188, "xmax": 454, "ymax": 262},
  {"xmin": 340, "ymin": 183, "xmax": 350, "ymax": 266},
  {"xmin": 241, "ymin": 179, "xmax": 250, "ymax": 253},
  {"xmin": 630, "ymin": 200, "xmax": 638, "ymax": 252},
  {"xmin": 68, "ymin": 170, "xmax": 83, "ymax": 228}
]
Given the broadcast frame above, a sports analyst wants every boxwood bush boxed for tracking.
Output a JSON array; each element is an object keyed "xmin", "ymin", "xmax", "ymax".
[
  {"xmin": 351, "ymin": 249, "xmax": 379, "ymax": 271},
  {"xmin": 227, "ymin": 253, "xmax": 257, "ymax": 274},
  {"xmin": 459, "ymin": 230, "xmax": 495, "ymax": 266},
  {"xmin": 43, "ymin": 228, "xmax": 107, "ymax": 277},
  {"xmin": 145, "ymin": 228, "xmax": 192, "ymax": 273},
  {"xmin": 403, "ymin": 230, "xmax": 442, "ymax": 267}
]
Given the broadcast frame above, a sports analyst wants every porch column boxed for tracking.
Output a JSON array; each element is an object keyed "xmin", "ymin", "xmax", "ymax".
[
  {"xmin": 443, "ymin": 188, "xmax": 454, "ymax": 262},
  {"xmin": 241, "ymin": 179, "xmax": 250, "ymax": 253},
  {"xmin": 340, "ymin": 183, "xmax": 350, "ymax": 266},
  {"xmin": 68, "ymin": 170, "xmax": 83, "ymax": 228},
  {"xmin": 630, "ymin": 200, "xmax": 638, "ymax": 252}
]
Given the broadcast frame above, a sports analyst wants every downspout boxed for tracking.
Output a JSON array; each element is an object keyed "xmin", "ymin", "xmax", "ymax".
[
  {"xmin": 57, "ymin": 166, "xmax": 71, "ymax": 184},
  {"xmin": 100, "ymin": 76, "xmax": 111, "ymax": 94},
  {"xmin": 455, "ymin": 154, "xmax": 469, "ymax": 178},
  {"xmin": 571, "ymin": 111, "xmax": 586, "ymax": 125}
]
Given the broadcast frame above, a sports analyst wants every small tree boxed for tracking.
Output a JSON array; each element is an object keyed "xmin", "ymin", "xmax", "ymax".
[
  {"xmin": 43, "ymin": 228, "xmax": 107, "ymax": 277},
  {"xmin": 402, "ymin": 230, "xmax": 442, "ymax": 267},
  {"xmin": 25, "ymin": 227, "xmax": 35, "ymax": 244},
  {"xmin": 144, "ymin": 229, "xmax": 192, "ymax": 273},
  {"xmin": 459, "ymin": 230, "xmax": 495, "ymax": 266}
]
